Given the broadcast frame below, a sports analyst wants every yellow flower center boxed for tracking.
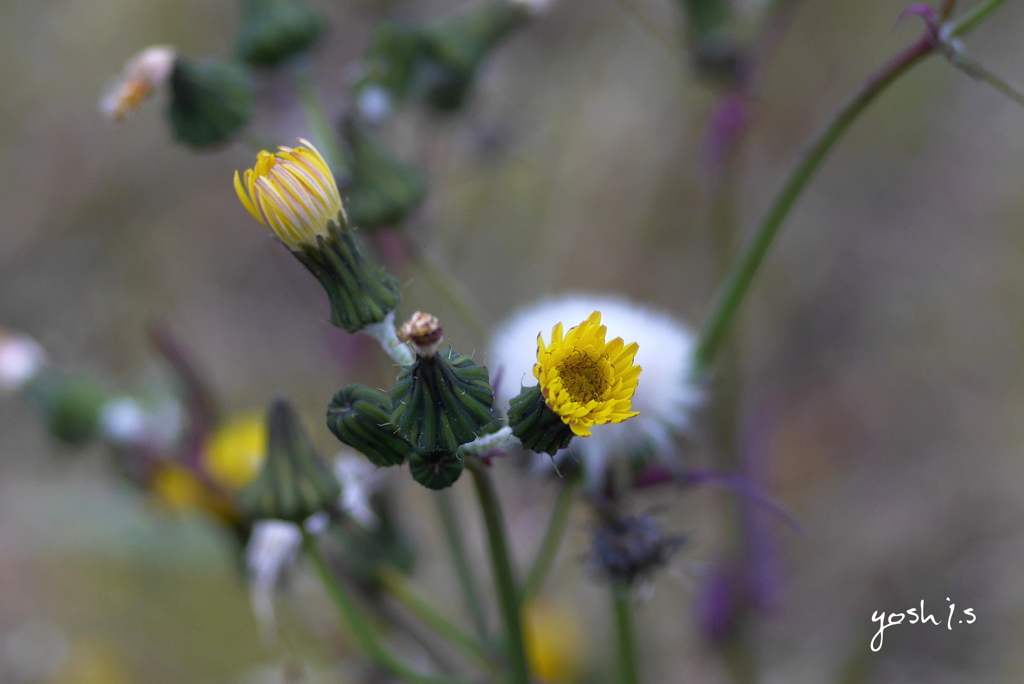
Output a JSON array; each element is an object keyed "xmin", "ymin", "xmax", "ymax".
[
  {"xmin": 557, "ymin": 350, "xmax": 607, "ymax": 404},
  {"xmin": 534, "ymin": 311, "xmax": 641, "ymax": 438},
  {"xmin": 203, "ymin": 414, "xmax": 267, "ymax": 492}
]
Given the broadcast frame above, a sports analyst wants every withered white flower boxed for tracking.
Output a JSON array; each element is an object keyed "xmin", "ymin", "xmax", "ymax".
[
  {"xmin": 100, "ymin": 46, "xmax": 177, "ymax": 122},
  {"xmin": 244, "ymin": 451, "xmax": 387, "ymax": 640}
]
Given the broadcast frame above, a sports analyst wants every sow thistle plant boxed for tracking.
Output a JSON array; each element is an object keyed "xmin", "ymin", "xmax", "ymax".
[{"xmin": 4, "ymin": 0, "xmax": 1020, "ymax": 683}]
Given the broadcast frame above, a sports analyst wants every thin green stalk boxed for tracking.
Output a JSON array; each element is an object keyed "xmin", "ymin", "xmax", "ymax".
[
  {"xmin": 942, "ymin": 46, "xmax": 1024, "ymax": 108},
  {"xmin": 947, "ymin": 0, "xmax": 1009, "ymax": 37},
  {"xmin": 466, "ymin": 458, "xmax": 531, "ymax": 684},
  {"xmin": 378, "ymin": 566, "xmax": 494, "ymax": 673},
  {"xmin": 291, "ymin": 64, "xmax": 348, "ymax": 179},
  {"xmin": 520, "ymin": 475, "xmax": 578, "ymax": 603},
  {"xmin": 394, "ymin": 232, "xmax": 490, "ymax": 341},
  {"xmin": 435, "ymin": 489, "xmax": 491, "ymax": 644},
  {"xmin": 301, "ymin": 532, "xmax": 473, "ymax": 684},
  {"xmin": 690, "ymin": 33, "xmax": 936, "ymax": 375},
  {"xmin": 612, "ymin": 583, "xmax": 640, "ymax": 684}
]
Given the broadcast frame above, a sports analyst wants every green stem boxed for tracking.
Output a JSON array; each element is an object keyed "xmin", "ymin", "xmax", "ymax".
[
  {"xmin": 378, "ymin": 566, "xmax": 495, "ymax": 672},
  {"xmin": 941, "ymin": 45, "xmax": 1024, "ymax": 108},
  {"xmin": 301, "ymin": 532, "xmax": 473, "ymax": 684},
  {"xmin": 690, "ymin": 33, "xmax": 936, "ymax": 375},
  {"xmin": 520, "ymin": 475, "xmax": 578, "ymax": 603},
  {"xmin": 434, "ymin": 489, "xmax": 491, "ymax": 644},
  {"xmin": 938, "ymin": 0, "xmax": 959, "ymax": 21},
  {"xmin": 394, "ymin": 232, "xmax": 490, "ymax": 341},
  {"xmin": 612, "ymin": 583, "xmax": 640, "ymax": 684},
  {"xmin": 466, "ymin": 458, "xmax": 531, "ymax": 684},
  {"xmin": 292, "ymin": 64, "xmax": 348, "ymax": 180},
  {"xmin": 947, "ymin": 0, "xmax": 1009, "ymax": 37}
]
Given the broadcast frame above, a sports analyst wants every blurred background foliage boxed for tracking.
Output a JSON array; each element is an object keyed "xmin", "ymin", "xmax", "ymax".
[{"xmin": 1, "ymin": 0, "xmax": 1024, "ymax": 682}]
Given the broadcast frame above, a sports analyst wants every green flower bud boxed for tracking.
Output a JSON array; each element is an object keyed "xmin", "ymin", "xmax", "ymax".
[
  {"xmin": 390, "ymin": 313, "xmax": 494, "ymax": 453},
  {"xmin": 22, "ymin": 371, "xmax": 109, "ymax": 447},
  {"xmin": 326, "ymin": 384, "xmax": 410, "ymax": 467},
  {"xmin": 421, "ymin": 0, "xmax": 530, "ymax": 111},
  {"xmin": 240, "ymin": 397, "xmax": 341, "ymax": 522},
  {"xmin": 169, "ymin": 58, "xmax": 255, "ymax": 148},
  {"xmin": 507, "ymin": 384, "xmax": 574, "ymax": 456},
  {"xmin": 234, "ymin": 141, "xmax": 402, "ymax": 332},
  {"xmin": 677, "ymin": 0, "xmax": 744, "ymax": 83},
  {"xmin": 355, "ymin": 20, "xmax": 428, "ymax": 112},
  {"xmin": 342, "ymin": 118, "xmax": 427, "ymax": 229},
  {"xmin": 408, "ymin": 450, "xmax": 464, "ymax": 490},
  {"xmin": 236, "ymin": 0, "xmax": 326, "ymax": 67},
  {"xmin": 293, "ymin": 213, "xmax": 402, "ymax": 332}
]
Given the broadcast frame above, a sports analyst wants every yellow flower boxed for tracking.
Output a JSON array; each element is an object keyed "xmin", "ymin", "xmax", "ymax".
[
  {"xmin": 233, "ymin": 139, "xmax": 343, "ymax": 250},
  {"xmin": 100, "ymin": 46, "xmax": 177, "ymax": 122},
  {"xmin": 202, "ymin": 413, "xmax": 267, "ymax": 492},
  {"xmin": 46, "ymin": 638, "xmax": 134, "ymax": 684},
  {"xmin": 535, "ymin": 311, "xmax": 640, "ymax": 437},
  {"xmin": 524, "ymin": 601, "xmax": 585, "ymax": 683},
  {"xmin": 150, "ymin": 464, "xmax": 237, "ymax": 523}
]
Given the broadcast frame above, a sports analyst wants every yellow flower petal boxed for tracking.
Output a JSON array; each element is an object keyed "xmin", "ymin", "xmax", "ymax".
[
  {"xmin": 534, "ymin": 311, "xmax": 641, "ymax": 435},
  {"xmin": 234, "ymin": 139, "xmax": 342, "ymax": 250}
]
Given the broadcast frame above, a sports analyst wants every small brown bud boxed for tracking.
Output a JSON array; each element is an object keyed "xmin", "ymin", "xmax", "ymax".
[{"xmin": 398, "ymin": 311, "xmax": 444, "ymax": 358}]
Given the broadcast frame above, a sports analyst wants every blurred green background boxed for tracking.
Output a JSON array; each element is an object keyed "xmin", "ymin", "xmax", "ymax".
[{"xmin": 2, "ymin": 0, "xmax": 1024, "ymax": 682}]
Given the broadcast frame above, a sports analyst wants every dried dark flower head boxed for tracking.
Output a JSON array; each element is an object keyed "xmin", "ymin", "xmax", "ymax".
[
  {"xmin": 398, "ymin": 311, "xmax": 444, "ymax": 357},
  {"xmin": 591, "ymin": 512, "xmax": 684, "ymax": 585}
]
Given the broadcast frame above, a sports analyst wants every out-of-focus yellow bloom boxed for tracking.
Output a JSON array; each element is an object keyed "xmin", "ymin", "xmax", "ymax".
[
  {"xmin": 202, "ymin": 413, "xmax": 267, "ymax": 492},
  {"xmin": 233, "ymin": 139, "xmax": 343, "ymax": 250},
  {"xmin": 525, "ymin": 601, "xmax": 585, "ymax": 683},
  {"xmin": 535, "ymin": 311, "xmax": 641, "ymax": 437},
  {"xmin": 150, "ymin": 464, "xmax": 237, "ymax": 523},
  {"xmin": 46, "ymin": 638, "xmax": 133, "ymax": 684},
  {"xmin": 100, "ymin": 46, "xmax": 177, "ymax": 122}
]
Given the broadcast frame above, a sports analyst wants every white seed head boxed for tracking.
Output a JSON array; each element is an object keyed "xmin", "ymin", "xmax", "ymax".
[
  {"xmin": 357, "ymin": 84, "xmax": 394, "ymax": 125},
  {"xmin": 98, "ymin": 397, "xmax": 148, "ymax": 447},
  {"xmin": 333, "ymin": 452, "xmax": 387, "ymax": 529},
  {"xmin": 245, "ymin": 520, "xmax": 303, "ymax": 642},
  {"xmin": 0, "ymin": 330, "xmax": 48, "ymax": 391},
  {"xmin": 490, "ymin": 294, "xmax": 702, "ymax": 486}
]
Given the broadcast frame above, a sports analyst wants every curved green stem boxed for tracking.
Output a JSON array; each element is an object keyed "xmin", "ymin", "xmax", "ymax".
[
  {"xmin": 947, "ymin": 0, "xmax": 1009, "ymax": 38},
  {"xmin": 690, "ymin": 33, "xmax": 936, "ymax": 375},
  {"xmin": 520, "ymin": 474, "xmax": 578, "ymax": 603},
  {"xmin": 378, "ymin": 566, "xmax": 495, "ymax": 672},
  {"xmin": 612, "ymin": 583, "xmax": 640, "ymax": 684},
  {"xmin": 466, "ymin": 458, "xmax": 531, "ymax": 684},
  {"xmin": 301, "ymin": 531, "xmax": 474, "ymax": 684},
  {"xmin": 292, "ymin": 63, "xmax": 348, "ymax": 180},
  {"xmin": 435, "ymin": 489, "xmax": 491, "ymax": 645},
  {"xmin": 393, "ymin": 232, "xmax": 490, "ymax": 341},
  {"xmin": 940, "ymin": 43, "xmax": 1024, "ymax": 108}
]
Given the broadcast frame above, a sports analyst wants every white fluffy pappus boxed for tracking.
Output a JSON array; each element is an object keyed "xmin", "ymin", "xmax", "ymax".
[
  {"xmin": 488, "ymin": 294, "xmax": 702, "ymax": 485},
  {"xmin": 244, "ymin": 451, "xmax": 387, "ymax": 641},
  {"xmin": 0, "ymin": 330, "xmax": 48, "ymax": 391}
]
